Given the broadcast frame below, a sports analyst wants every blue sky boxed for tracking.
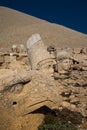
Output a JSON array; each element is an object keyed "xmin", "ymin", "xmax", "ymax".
[{"xmin": 0, "ymin": 0, "xmax": 87, "ymax": 34}]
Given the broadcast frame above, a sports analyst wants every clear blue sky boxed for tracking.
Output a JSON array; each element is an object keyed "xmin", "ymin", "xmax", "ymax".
[{"xmin": 0, "ymin": 0, "xmax": 87, "ymax": 34}]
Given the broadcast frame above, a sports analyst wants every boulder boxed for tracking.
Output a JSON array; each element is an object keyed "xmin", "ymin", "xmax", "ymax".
[{"xmin": 26, "ymin": 34, "xmax": 53, "ymax": 70}]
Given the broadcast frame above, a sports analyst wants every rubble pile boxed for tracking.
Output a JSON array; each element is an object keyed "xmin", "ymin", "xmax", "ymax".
[
  {"xmin": 0, "ymin": 34, "xmax": 87, "ymax": 126},
  {"xmin": 53, "ymin": 47, "xmax": 87, "ymax": 118}
]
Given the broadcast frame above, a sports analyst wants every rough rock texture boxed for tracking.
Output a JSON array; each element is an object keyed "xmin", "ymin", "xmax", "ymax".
[
  {"xmin": 27, "ymin": 34, "xmax": 53, "ymax": 70},
  {"xmin": 0, "ymin": 7, "xmax": 87, "ymax": 130},
  {"xmin": 0, "ymin": 43, "xmax": 87, "ymax": 130}
]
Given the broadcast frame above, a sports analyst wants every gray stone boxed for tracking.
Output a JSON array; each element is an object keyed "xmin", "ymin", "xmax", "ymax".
[{"xmin": 26, "ymin": 34, "xmax": 53, "ymax": 70}]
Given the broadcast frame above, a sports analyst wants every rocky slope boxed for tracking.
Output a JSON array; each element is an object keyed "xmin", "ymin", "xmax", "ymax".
[
  {"xmin": 0, "ymin": 7, "xmax": 87, "ymax": 130},
  {"xmin": 0, "ymin": 6, "xmax": 87, "ymax": 51}
]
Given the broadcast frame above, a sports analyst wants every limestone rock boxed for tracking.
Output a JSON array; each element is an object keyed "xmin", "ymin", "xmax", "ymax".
[
  {"xmin": 26, "ymin": 34, "xmax": 53, "ymax": 70},
  {"xmin": 0, "ymin": 69, "xmax": 32, "ymax": 92}
]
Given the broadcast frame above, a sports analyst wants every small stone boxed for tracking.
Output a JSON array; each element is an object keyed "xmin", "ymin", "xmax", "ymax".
[
  {"xmin": 61, "ymin": 91, "xmax": 72, "ymax": 97},
  {"xmin": 70, "ymin": 98, "xmax": 80, "ymax": 105}
]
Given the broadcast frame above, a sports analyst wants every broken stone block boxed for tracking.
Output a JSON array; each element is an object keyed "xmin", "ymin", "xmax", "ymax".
[
  {"xmin": 47, "ymin": 45, "xmax": 56, "ymax": 54},
  {"xmin": 10, "ymin": 53, "xmax": 16, "ymax": 62},
  {"xmin": 82, "ymin": 62, "xmax": 87, "ymax": 70},
  {"xmin": 56, "ymin": 49, "xmax": 72, "ymax": 61},
  {"xmin": 20, "ymin": 44, "xmax": 25, "ymax": 53},
  {"xmin": 0, "ymin": 69, "xmax": 32, "ymax": 92},
  {"xmin": 80, "ymin": 60, "xmax": 87, "ymax": 67},
  {"xmin": 82, "ymin": 67, "xmax": 87, "ymax": 71},
  {"xmin": 4, "ymin": 55, "xmax": 10, "ymax": 63},
  {"xmin": 73, "ymin": 48, "xmax": 82, "ymax": 54},
  {"xmin": 12, "ymin": 44, "xmax": 17, "ymax": 53},
  {"xmin": 26, "ymin": 33, "xmax": 53, "ymax": 70},
  {"xmin": 19, "ymin": 44, "xmax": 26, "ymax": 53},
  {"xmin": 0, "ymin": 55, "xmax": 4, "ymax": 64},
  {"xmin": 80, "ymin": 48, "xmax": 87, "ymax": 54},
  {"xmin": 70, "ymin": 98, "xmax": 80, "ymax": 105}
]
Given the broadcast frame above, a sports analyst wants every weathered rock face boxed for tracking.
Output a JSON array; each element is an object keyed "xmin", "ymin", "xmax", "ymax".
[
  {"xmin": 0, "ymin": 34, "xmax": 58, "ymax": 117},
  {"xmin": 0, "ymin": 34, "xmax": 87, "ymax": 130},
  {"xmin": 54, "ymin": 47, "xmax": 87, "ymax": 118},
  {"xmin": 56, "ymin": 48, "xmax": 73, "ymax": 74}
]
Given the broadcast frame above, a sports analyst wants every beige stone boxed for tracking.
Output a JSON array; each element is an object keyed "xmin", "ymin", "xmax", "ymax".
[
  {"xmin": 73, "ymin": 48, "xmax": 82, "ymax": 54},
  {"xmin": 57, "ymin": 59, "xmax": 72, "ymax": 74},
  {"xmin": 10, "ymin": 53, "xmax": 16, "ymax": 62},
  {"xmin": 19, "ymin": 44, "xmax": 26, "ymax": 53},
  {"xmin": 12, "ymin": 45, "xmax": 17, "ymax": 53},
  {"xmin": 0, "ymin": 55, "xmax": 4, "ymax": 63},
  {"xmin": 4, "ymin": 55, "xmax": 10, "ymax": 63},
  {"xmin": 26, "ymin": 34, "xmax": 53, "ymax": 70}
]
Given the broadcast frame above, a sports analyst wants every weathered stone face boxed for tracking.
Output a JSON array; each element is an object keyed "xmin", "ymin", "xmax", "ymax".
[
  {"xmin": 57, "ymin": 59, "xmax": 72, "ymax": 74},
  {"xmin": 62, "ymin": 59, "xmax": 72, "ymax": 71},
  {"xmin": 56, "ymin": 49, "xmax": 73, "ymax": 74}
]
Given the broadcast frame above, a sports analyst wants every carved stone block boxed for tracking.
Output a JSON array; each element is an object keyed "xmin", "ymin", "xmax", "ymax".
[{"xmin": 26, "ymin": 34, "xmax": 53, "ymax": 70}]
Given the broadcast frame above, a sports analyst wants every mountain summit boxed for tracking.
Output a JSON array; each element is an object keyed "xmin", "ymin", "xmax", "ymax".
[{"xmin": 0, "ymin": 6, "xmax": 87, "ymax": 49}]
